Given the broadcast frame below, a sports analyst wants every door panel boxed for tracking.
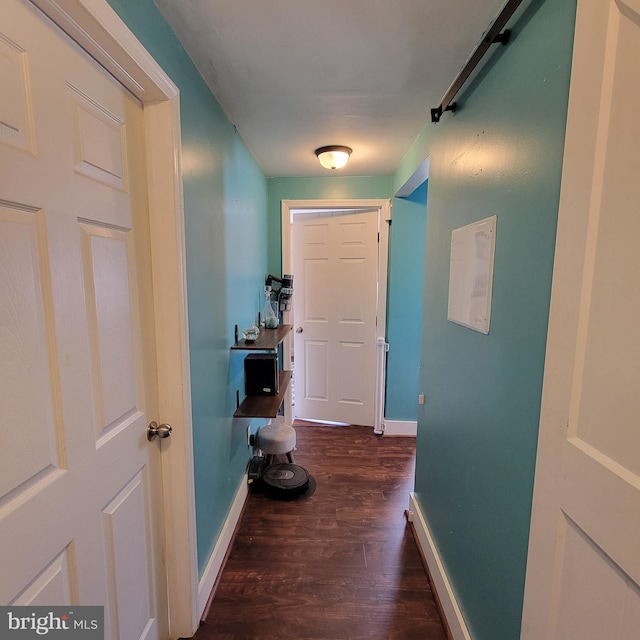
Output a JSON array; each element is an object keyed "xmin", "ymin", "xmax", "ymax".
[
  {"xmin": 0, "ymin": 32, "xmax": 36, "ymax": 153},
  {"xmin": 12, "ymin": 550, "xmax": 73, "ymax": 606},
  {"xmin": 303, "ymin": 257, "xmax": 330, "ymax": 322},
  {"xmin": 81, "ymin": 225, "xmax": 139, "ymax": 433},
  {"xmin": 71, "ymin": 92, "xmax": 127, "ymax": 190},
  {"xmin": 103, "ymin": 472, "xmax": 154, "ymax": 640},
  {"xmin": 0, "ymin": 203, "xmax": 59, "ymax": 498},
  {"xmin": 337, "ymin": 341, "xmax": 367, "ymax": 403},
  {"xmin": 338, "ymin": 258, "xmax": 369, "ymax": 322},
  {"xmin": 303, "ymin": 340, "xmax": 329, "ymax": 401},
  {"xmin": 522, "ymin": 1, "xmax": 640, "ymax": 636},
  {"xmin": 0, "ymin": 2, "xmax": 167, "ymax": 638},
  {"xmin": 553, "ymin": 517, "xmax": 640, "ymax": 639},
  {"xmin": 293, "ymin": 210, "xmax": 379, "ymax": 425}
]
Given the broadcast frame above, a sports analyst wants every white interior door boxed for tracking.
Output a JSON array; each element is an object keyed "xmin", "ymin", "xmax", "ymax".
[
  {"xmin": 0, "ymin": 2, "xmax": 168, "ymax": 638},
  {"xmin": 292, "ymin": 209, "xmax": 380, "ymax": 426},
  {"xmin": 522, "ymin": 1, "xmax": 640, "ymax": 637}
]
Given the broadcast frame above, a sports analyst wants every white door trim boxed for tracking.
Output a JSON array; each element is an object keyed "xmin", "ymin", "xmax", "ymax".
[
  {"xmin": 29, "ymin": 1, "xmax": 198, "ymax": 637},
  {"xmin": 281, "ymin": 198, "xmax": 390, "ymax": 425}
]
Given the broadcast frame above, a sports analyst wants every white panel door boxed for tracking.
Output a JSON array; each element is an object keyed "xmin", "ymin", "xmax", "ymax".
[
  {"xmin": 293, "ymin": 210, "xmax": 379, "ymax": 425},
  {"xmin": 522, "ymin": 1, "xmax": 640, "ymax": 637},
  {"xmin": 0, "ymin": 2, "xmax": 167, "ymax": 638}
]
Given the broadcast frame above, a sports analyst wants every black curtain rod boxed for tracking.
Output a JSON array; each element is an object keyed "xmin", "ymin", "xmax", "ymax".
[{"xmin": 430, "ymin": 0, "xmax": 524, "ymax": 123}]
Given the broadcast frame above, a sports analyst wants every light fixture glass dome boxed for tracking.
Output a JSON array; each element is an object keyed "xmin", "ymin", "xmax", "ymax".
[{"xmin": 315, "ymin": 145, "xmax": 352, "ymax": 170}]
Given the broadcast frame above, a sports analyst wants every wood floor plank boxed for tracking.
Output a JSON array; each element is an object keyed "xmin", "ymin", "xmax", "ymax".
[{"xmin": 190, "ymin": 423, "xmax": 447, "ymax": 640}]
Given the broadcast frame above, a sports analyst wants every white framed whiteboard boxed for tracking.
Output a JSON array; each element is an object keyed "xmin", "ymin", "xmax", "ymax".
[{"xmin": 447, "ymin": 215, "xmax": 497, "ymax": 334}]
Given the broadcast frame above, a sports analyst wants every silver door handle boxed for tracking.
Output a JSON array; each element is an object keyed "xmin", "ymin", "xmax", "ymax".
[
  {"xmin": 147, "ymin": 421, "xmax": 172, "ymax": 441},
  {"xmin": 296, "ymin": 326, "xmax": 303, "ymax": 333}
]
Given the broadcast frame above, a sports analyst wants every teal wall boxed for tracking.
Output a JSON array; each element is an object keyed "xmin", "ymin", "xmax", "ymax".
[
  {"xmin": 393, "ymin": 127, "xmax": 433, "ymax": 196},
  {"xmin": 105, "ymin": 0, "xmax": 268, "ymax": 577},
  {"xmin": 385, "ymin": 182, "xmax": 427, "ymax": 421},
  {"xmin": 266, "ymin": 176, "xmax": 393, "ymax": 276},
  {"xmin": 411, "ymin": 0, "xmax": 577, "ymax": 638}
]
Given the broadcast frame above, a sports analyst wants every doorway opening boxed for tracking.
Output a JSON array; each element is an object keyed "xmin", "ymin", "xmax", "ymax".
[{"xmin": 281, "ymin": 199, "xmax": 390, "ymax": 430}]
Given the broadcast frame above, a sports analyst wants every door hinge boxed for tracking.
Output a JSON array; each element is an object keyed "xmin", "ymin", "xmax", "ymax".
[{"xmin": 377, "ymin": 232, "xmax": 380, "ymax": 242}]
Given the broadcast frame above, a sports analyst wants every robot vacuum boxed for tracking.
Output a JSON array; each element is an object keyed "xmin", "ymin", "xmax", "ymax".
[{"xmin": 262, "ymin": 463, "xmax": 311, "ymax": 499}]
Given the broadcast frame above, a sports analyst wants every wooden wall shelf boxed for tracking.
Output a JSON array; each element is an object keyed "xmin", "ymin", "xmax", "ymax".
[
  {"xmin": 231, "ymin": 324, "xmax": 292, "ymax": 351},
  {"xmin": 234, "ymin": 371, "xmax": 292, "ymax": 418},
  {"xmin": 232, "ymin": 324, "xmax": 292, "ymax": 418}
]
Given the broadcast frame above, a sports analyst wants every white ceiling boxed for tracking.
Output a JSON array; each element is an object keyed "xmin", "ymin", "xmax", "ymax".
[{"xmin": 153, "ymin": 0, "xmax": 507, "ymax": 178}]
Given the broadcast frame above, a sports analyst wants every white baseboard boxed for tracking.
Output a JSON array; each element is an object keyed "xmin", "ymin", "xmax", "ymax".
[
  {"xmin": 409, "ymin": 493, "xmax": 472, "ymax": 640},
  {"xmin": 383, "ymin": 419, "xmax": 417, "ymax": 437},
  {"xmin": 197, "ymin": 474, "xmax": 248, "ymax": 619}
]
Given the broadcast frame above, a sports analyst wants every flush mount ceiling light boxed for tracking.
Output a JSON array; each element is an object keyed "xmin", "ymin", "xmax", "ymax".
[{"xmin": 315, "ymin": 145, "xmax": 352, "ymax": 170}]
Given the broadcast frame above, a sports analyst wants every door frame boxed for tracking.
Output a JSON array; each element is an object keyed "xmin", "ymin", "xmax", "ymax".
[
  {"xmin": 281, "ymin": 198, "xmax": 391, "ymax": 424},
  {"xmin": 29, "ymin": 1, "xmax": 198, "ymax": 637}
]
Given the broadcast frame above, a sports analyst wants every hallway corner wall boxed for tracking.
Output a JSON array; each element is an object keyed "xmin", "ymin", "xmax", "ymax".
[{"xmin": 386, "ymin": 181, "xmax": 428, "ymax": 422}]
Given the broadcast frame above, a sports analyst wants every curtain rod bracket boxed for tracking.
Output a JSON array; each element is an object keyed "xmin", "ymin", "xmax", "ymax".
[
  {"xmin": 489, "ymin": 29, "xmax": 511, "ymax": 46},
  {"xmin": 431, "ymin": 103, "xmax": 457, "ymax": 124},
  {"xmin": 430, "ymin": 0, "xmax": 523, "ymax": 124}
]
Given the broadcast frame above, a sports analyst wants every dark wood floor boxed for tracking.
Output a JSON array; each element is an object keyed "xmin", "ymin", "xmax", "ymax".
[{"xmin": 191, "ymin": 422, "xmax": 448, "ymax": 640}]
